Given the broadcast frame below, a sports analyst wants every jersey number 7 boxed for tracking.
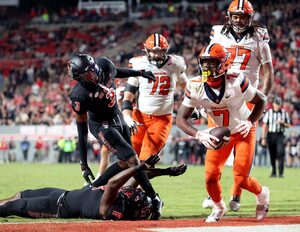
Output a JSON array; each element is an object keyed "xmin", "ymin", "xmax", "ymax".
[{"xmin": 212, "ymin": 109, "xmax": 229, "ymax": 127}]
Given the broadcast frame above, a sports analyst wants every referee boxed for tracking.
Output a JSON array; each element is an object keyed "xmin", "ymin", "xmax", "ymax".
[{"xmin": 261, "ymin": 96, "xmax": 291, "ymax": 177}]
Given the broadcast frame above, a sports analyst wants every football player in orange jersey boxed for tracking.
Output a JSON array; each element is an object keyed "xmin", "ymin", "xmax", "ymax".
[
  {"xmin": 202, "ymin": 0, "xmax": 274, "ymax": 211},
  {"xmin": 176, "ymin": 43, "xmax": 270, "ymax": 222},
  {"xmin": 122, "ymin": 33, "xmax": 188, "ymax": 161}
]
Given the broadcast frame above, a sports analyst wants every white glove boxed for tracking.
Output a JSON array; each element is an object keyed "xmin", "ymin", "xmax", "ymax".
[
  {"xmin": 235, "ymin": 120, "xmax": 253, "ymax": 138},
  {"xmin": 195, "ymin": 128, "xmax": 219, "ymax": 150},
  {"xmin": 123, "ymin": 114, "xmax": 138, "ymax": 135}
]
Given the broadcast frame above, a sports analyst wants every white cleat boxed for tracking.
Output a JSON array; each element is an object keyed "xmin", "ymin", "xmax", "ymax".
[
  {"xmin": 256, "ymin": 186, "xmax": 270, "ymax": 221},
  {"xmin": 205, "ymin": 199, "xmax": 227, "ymax": 222},
  {"xmin": 229, "ymin": 195, "xmax": 241, "ymax": 211},
  {"xmin": 202, "ymin": 196, "xmax": 215, "ymax": 209}
]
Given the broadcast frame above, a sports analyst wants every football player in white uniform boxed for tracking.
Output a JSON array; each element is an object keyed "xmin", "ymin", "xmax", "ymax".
[
  {"xmin": 176, "ymin": 43, "xmax": 270, "ymax": 222},
  {"xmin": 203, "ymin": 0, "xmax": 274, "ymax": 211},
  {"xmin": 122, "ymin": 33, "xmax": 187, "ymax": 161}
]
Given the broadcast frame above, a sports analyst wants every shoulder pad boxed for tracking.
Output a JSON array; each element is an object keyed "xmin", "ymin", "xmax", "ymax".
[
  {"xmin": 187, "ymin": 76, "xmax": 205, "ymax": 96},
  {"xmin": 97, "ymin": 57, "xmax": 117, "ymax": 77},
  {"xmin": 168, "ymin": 55, "xmax": 187, "ymax": 72},
  {"xmin": 210, "ymin": 25, "xmax": 224, "ymax": 39},
  {"xmin": 256, "ymin": 27, "xmax": 270, "ymax": 42}
]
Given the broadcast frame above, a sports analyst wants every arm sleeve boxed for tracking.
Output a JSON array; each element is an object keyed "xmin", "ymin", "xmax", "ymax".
[
  {"xmin": 77, "ymin": 121, "xmax": 88, "ymax": 166},
  {"xmin": 116, "ymin": 68, "xmax": 142, "ymax": 79}
]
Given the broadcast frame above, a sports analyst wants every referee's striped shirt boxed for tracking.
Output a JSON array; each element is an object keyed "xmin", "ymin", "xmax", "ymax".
[{"xmin": 262, "ymin": 109, "xmax": 291, "ymax": 133}]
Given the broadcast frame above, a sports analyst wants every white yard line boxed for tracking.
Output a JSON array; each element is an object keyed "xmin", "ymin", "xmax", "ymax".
[{"xmin": 144, "ymin": 224, "xmax": 300, "ymax": 232}]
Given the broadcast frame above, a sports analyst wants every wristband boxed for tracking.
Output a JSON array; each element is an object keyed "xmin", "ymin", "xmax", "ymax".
[{"xmin": 122, "ymin": 100, "xmax": 133, "ymax": 111}]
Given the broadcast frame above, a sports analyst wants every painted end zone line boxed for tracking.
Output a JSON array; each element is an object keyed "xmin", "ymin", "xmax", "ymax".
[{"xmin": 145, "ymin": 224, "xmax": 300, "ymax": 232}]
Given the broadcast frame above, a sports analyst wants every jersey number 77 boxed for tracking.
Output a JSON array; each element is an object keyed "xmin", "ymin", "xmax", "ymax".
[{"xmin": 227, "ymin": 47, "xmax": 251, "ymax": 70}]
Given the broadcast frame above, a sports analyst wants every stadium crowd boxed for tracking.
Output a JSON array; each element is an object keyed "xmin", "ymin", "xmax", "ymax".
[{"xmin": 0, "ymin": 0, "xmax": 299, "ymax": 127}]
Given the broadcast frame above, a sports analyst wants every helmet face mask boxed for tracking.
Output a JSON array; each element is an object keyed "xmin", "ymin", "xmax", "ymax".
[
  {"xmin": 227, "ymin": 0, "xmax": 254, "ymax": 34},
  {"xmin": 144, "ymin": 33, "xmax": 169, "ymax": 66},
  {"xmin": 228, "ymin": 12, "xmax": 253, "ymax": 33},
  {"xmin": 147, "ymin": 47, "xmax": 168, "ymax": 62},
  {"xmin": 198, "ymin": 43, "xmax": 231, "ymax": 87},
  {"xmin": 68, "ymin": 53, "xmax": 103, "ymax": 90}
]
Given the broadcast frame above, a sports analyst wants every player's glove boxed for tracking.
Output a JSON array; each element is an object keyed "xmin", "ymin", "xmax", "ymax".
[
  {"xmin": 140, "ymin": 70, "xmax": 156, "ymax": 81},
  {"xmin": 235, "ymin": 120, "xmax": 253, "ymax": 138},
  {"xmin": 81, "ymin": 165, "xmax": 95, "ymax": 185},
  {"xmin": 124, "ymin": 114, "xmax": 138, "ymax": 135},
  {"xmin": 144, "ymin": 154, "xmax": 160, "ymax": 168},
  {"xmin": 195, "ymin": 128, "xmax": 219, "ymax": 150},
  {"xmin": 136, "ymin": 154, "xmax": 160, "ymax": 170}
]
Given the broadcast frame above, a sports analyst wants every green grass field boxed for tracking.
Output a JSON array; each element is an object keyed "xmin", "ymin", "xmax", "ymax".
[{"xmin": 0, "ymin": 163, "xmax": 300, "ymax": 222}]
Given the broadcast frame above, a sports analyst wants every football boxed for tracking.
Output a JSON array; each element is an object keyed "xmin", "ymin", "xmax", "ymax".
[{"xmin": 209, "ymin": 126, "xmax": 231, "ymax": 150}]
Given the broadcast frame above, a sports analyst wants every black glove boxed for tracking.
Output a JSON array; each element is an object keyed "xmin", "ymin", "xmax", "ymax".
[
  {"xmin": 143, "ymin": 154, "xmax": 160, "ymax": 168},
  {"xmin": 140, "ymin": 70, "xmax": 156, "ymax": 81},
  {"xmin": 166, "ymin": 164, "xmax": 188, "ymax": 176},
  {"xmin": 81, "ymin": 165, "xmax": 95, "ymax": 184}
]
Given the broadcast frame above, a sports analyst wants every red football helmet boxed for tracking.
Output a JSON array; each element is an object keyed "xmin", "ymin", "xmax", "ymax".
[
  {"xmin": 144, "ymin": 33, "xmax": 169, "ymax": 65},
  {"xmin": 198, "ymin": 43, "xmax": 231, "ymax": 87},
  {"xmin": 227, "ymin": 0, "xmax": 254, "ymax": 33}
]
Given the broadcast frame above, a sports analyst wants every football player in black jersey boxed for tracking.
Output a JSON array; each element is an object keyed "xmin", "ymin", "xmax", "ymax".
[
  {"xmin": 67, "ymin": 53, "xmax": 164, "ymax": 219},
  {"xmin": 0, "ymin": 155, "xmax": 187, "ymax": 220}
]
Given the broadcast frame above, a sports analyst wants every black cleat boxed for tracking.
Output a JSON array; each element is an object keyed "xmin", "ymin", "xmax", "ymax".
[
  {"xmin": 166, "ymin": 164, "xmax": 187, "ymax": 176},
  {"xmin": 151, "ymin": 194, "xmax": 164, "ymax": 220}
]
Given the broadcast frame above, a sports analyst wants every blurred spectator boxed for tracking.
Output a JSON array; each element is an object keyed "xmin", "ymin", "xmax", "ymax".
[
  {"xmin": 62, "ymin": 136, "xmax": 76, "ymax": 163},
  {"xmin": 34, "ymin": 136, "xmax": 44, "ymax": 162},
  {"xmin": 20, "ymin": 136, "xmax": 30, "ymax": 161},
  {"xmin": 57, "ymin": 137, "xmax": 65, "ymax": 163},
  {"xmin": 286, "ymin": 130, "xmax": 300, "ymax": 167},
  {"xmin": 8, "ymin": 137, "xmax": 16, "ymax": 162},
  {"xmin": 0, "ymin": 138, "xmax": 9, "ymax": 163},
  {"xmin": 256, "ymin": 137, "xmax": 268, "ymax": 167}
]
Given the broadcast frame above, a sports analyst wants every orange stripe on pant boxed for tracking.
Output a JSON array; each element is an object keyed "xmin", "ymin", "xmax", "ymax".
[
  {"xmin": 205, "ymin": 127, "xmax": 262, "ymax": 203},
  {"xmin": 131, "ymin": 109, "xmax": 172, "ymax": 161}
]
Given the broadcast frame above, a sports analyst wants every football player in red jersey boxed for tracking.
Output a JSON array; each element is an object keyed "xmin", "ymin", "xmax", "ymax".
[{"xmin": 68, "ymin": 53, "xmax": 164, "ymax": 220}]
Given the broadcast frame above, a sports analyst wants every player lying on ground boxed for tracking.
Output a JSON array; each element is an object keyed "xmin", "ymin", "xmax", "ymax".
[{"xmin": 0, "ymin": 155, "xmax": 187, "ymax": 220}]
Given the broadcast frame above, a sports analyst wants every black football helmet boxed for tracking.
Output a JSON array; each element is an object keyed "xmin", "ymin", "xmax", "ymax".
[
  {"xmin": 67, "ymin": 53, "xmax": 104, "ymax": 90},
  {"xmin": 120, "ymin": 187, "xmax": 153, "ymax": 220}
]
